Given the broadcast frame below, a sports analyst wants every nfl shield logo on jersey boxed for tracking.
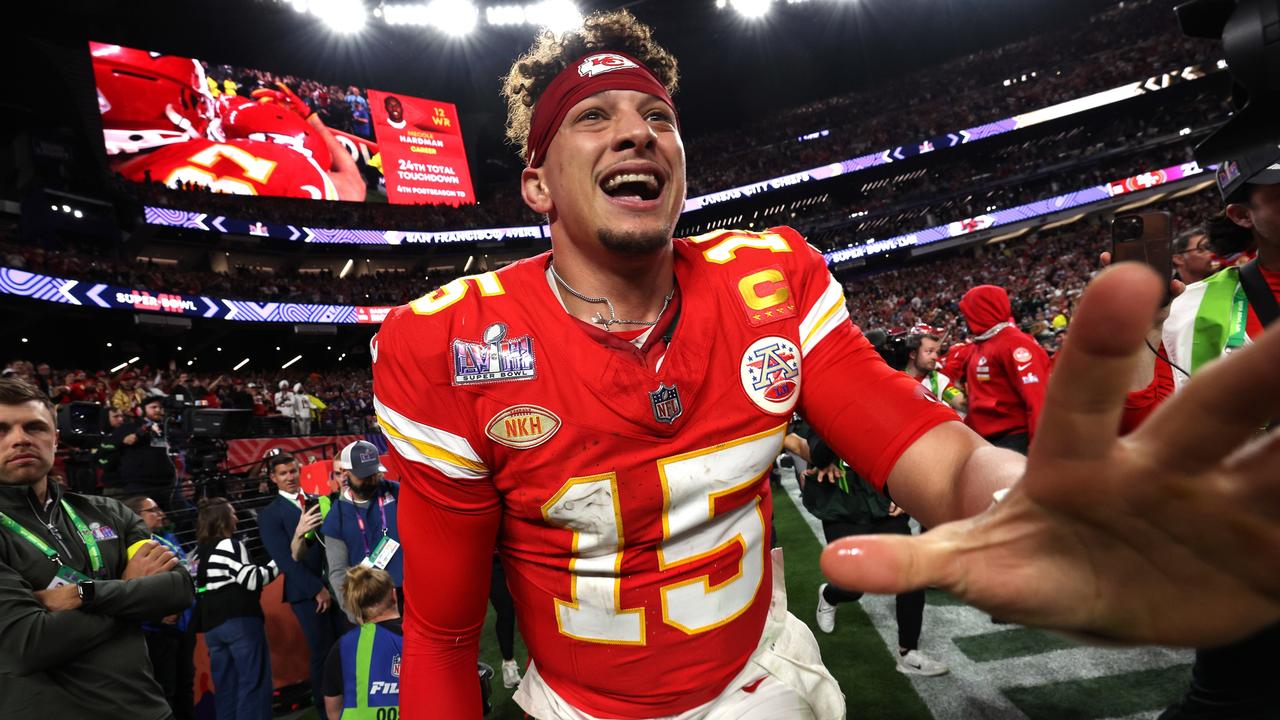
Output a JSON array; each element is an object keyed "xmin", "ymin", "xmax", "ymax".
[
  {"xmin": 452, "ymin": 322, "xmax": 537, "ymax": 385},
  {"xmin": 649, "ymin": 383, "xmax": 683, "ymax": 424},
  {"xmin": 740, "ymin": 336, "xmax": 802, "ymax": 416}
]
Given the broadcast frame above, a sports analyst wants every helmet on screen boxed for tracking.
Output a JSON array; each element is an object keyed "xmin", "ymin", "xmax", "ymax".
[
  {"xmin": 91, "ymin": 41, "xmax": 222, "ymax": 155},
  {"xmin": 220, "ymin": 96, "xmax": 332, "ymax": 170}
]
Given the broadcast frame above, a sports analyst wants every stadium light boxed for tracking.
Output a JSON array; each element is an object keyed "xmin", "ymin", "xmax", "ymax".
[
  {"xmin": 311, "ymin": 0, "xmax": 367, "ymax": 33},
  {"xmin": 110, "ymin": 361, "xmax": 129, "ymax": 373},
  {"xmin": 281, "ymin": 354, "xmax": 304, "ymax": 369},
  {"xmin": 339, "ymin": 258, "xmax": 355, "ymax": 279},
  {"xmin": 383, "ymin": 3, "xmax": 429, "ymax": 25},
  {"xmin": 73, "ymin": 210, "xmax": 83, "ymax": 218},
  {"xmin": 427, "ymin": 0, "xmax": 478, "ymax": 35},
  {"xmin": 486, "ymin": 4, "xmax": 526, "ymax": 25},
  {"xmin": 528, "ymin": 0, "xmax": 581, "ymax": 32},
  {"xmin": 234, "ymin": 358, "xmax": 250, "ymax": 371},
  {"xmin": 730, "ymin": 0, "xmax": 772, "ymax": 19}
]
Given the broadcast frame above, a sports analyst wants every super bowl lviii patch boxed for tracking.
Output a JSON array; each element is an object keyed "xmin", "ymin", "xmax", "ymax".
[
  {"xmin": 452, "ymin": 323, "xmax": 537, "ymax": 385},
  {"xmin": 741, "ymin": 336, "xmax": 801, "ymax": 415}
]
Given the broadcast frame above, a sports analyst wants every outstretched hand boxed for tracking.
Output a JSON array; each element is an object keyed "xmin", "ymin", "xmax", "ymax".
[{"xmin": 821, "ymin": 262, "xmax": 1280, "ymax": 647}]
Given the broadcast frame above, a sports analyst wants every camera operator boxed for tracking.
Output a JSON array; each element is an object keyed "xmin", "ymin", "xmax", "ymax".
[
  {"xmin": 113, "ymin": 396, "xmax": 178, "ymax": 511},
  {"xmin": 903, "ymin": 332, "xmax": 967, "ymax": 414},
  {"xmin": 0, "ymin": 378, "xmax": 195, "ymax": 718},
  {"xmin": 97, "ymin": 407, "xmax": 129, "ymax": 500},
  {"xmin": 1156, "ymin": 147, "xmax": 1280, "ymax": 720}
]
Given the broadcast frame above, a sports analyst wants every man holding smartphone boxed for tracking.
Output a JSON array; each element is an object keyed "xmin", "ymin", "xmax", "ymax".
[
  {"xmin": 1156, "ymin": 146, "xmax": 1280, "ymax": 719},
  {"xmin": 256, "ymin": 452, "xmax": 344, "ymax": 713}
]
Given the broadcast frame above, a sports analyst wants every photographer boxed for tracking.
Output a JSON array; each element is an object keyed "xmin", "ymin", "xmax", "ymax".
[
  {"xmin": 1156, "ymin": 148, "xmax": 1280, "ymax": 720},
  {"xmin": 97, "ymin": 407, "xmax": 128, "ymax": 499},
  {"xmin": 112, "ymin": 396, "xmax": 178, "ymax": 510},
  {"xmin": 0, "ymin": 378, "xmax": 195, "ymax": 718}
]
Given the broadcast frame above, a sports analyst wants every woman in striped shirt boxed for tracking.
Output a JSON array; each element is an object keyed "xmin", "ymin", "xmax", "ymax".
[{"xmin": 193, "ymin": 497, "xmax": 279, "ymax": 720}]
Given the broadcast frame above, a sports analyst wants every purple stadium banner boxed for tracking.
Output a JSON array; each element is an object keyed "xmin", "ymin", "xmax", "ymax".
[
  {"xmin": 823, "ymin": 161, "xmax": 1210, "ymax": 265},
  {"xmin": 0, "ymin": 268, "xmax": 392, "ymax": 324},
  {"xmin": 6, "ymin": 163, "xmax": 1211, "ymax": 322}
]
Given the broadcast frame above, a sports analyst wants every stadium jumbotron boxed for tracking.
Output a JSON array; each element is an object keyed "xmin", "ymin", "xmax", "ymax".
[{"xmin": 4, "ymin": 0, "xmax": 1278, "ymax": 719}]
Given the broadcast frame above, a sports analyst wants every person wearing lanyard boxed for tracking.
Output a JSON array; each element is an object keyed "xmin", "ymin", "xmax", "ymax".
[
  {"xmin": 322, "ymin": 565, "xmax": 403, "ymax": 720},
  {"xmin": 124, "ymin": 495, "xmax": 197, "ymax": 720},
  {"xmin": 322, "ymin": 440, "xmax": 402, "ymax": 623},
  {"xmin": 0, "ymin": 378, "xmax": 195, "ymax": 719}
]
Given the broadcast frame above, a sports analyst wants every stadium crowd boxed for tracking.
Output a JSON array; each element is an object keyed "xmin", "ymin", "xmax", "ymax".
[
  {"xmin": 116, "ymin": 1, "xmax": 1218, "ymax": 235},
  {"xmin": 838, "ymin": 188, "xmax": 1222, "ymax": 350},
  {"xmin": 0, "ymin": 360, "xmax": 376, "ymax": 437}
]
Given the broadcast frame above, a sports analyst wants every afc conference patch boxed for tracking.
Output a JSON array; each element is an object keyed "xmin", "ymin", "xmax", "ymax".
[
  {"xmin": 740, "ymin": 336, "xmax": 801, "ymax": 415},
  {"xmin": 452, "ymin": 322, "xmax": 537, "ymax": 385}
]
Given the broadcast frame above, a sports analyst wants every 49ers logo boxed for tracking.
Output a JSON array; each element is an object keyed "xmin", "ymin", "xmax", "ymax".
[
  {"xmin": 578, "ymin": 53, "xmax": 639, "ymax": 77},
  {"xmin": 486, "ymin": 405, "xmax": 561, "ymax": 450}
]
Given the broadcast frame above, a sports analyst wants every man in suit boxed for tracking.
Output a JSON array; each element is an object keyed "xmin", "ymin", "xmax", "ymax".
[{"xmin": 256, "ymin": 452, "xmax": 345, "ymax": 712}]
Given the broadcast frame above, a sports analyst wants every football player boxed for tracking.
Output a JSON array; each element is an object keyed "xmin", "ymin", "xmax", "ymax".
[
  {"xmin": 372, "ymin": 11, "xmax": 1280, "ymax": 720},
  {"xmin": 92, "ymin": 43, "xmax": 365, "ymax": 201}
]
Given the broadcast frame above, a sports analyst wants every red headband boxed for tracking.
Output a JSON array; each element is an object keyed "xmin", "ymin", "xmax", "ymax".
[{"xmin": 525, "ymin": 51, "xmax": 676, "ymax": 168}]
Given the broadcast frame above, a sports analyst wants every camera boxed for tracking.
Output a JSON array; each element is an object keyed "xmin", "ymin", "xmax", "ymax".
[{"xmin": 1176, "ymin": 0, "xmax": 1280, "ymax": 163}]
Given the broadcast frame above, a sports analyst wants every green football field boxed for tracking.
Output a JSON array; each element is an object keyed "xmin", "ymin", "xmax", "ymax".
[{"xmin": 474, "ymin": 471, "xmax": 1193, "ymax": 720}]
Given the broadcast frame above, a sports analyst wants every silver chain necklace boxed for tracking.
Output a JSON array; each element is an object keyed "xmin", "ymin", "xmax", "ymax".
[{"xmin": 549, "ymin": 262, "xmax": 674, "ymax": 330}]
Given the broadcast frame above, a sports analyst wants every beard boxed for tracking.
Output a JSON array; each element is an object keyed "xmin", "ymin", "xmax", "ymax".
[
  {"xmin": 598, "ymin": 226, "xmax": 671, "ymax": 255},
  {"xmin": 350, "ymin": 479, "xmax": 379, "ymax": 500}
]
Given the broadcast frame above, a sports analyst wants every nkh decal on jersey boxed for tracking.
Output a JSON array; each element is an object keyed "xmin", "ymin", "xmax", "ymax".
[
  {"xmin": 486, "ymin": 405, "xmax": 561, "ymax": 449},
  {"xmin": 740, "ymin": 336, "xmax": 801, "ymax": 415},
  {"xmin": 451, "ymin": 322, "xmax": 537, "ymax": 385}
]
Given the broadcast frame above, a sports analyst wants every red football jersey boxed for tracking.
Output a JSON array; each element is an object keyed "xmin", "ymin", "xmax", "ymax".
[
  {"xmin": 114, "ymin": 138, "xmax": 338, "ymax": 199},
  {"xmin": 963, "ymin": 327, "xmax": 1052, "ymax": 441},
  {"xmin": 372, "ymin": 227, "xmax": 955, "ymax": 719}
]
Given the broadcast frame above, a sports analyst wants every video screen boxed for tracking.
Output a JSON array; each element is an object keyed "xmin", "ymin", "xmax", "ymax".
[{"xmin": 89, "ymin": 41, "xmax": 475, "ymax": 206}]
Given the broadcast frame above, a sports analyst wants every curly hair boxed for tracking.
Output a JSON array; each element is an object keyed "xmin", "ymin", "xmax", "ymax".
[{"xmin": 500, "ymin": 10, "xmax": 679, "ymax": 160}]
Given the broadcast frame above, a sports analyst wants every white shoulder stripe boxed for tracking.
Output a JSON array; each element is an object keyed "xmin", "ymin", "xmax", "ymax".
[
  {"xmin": 374, "ymin": 395, "xmax": 488, "ymax": 480},
  {"xmin": 800, "ymin": 274, "xmax": 850, "ymax": 356}
]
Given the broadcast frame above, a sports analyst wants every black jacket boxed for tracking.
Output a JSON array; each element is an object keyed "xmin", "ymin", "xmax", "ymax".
[
  {"xmin": 0, "ymin": 481, "xmax": 195, "ymax": 718},
  {"xmin": 112, "ymin": 419, "xmax": 175, "ymax": 493}
]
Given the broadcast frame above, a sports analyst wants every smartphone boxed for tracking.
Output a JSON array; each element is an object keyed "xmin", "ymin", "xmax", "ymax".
[{"xmin": 1111, "ymin": 211, "xmax": 1173, "ymax": 304}]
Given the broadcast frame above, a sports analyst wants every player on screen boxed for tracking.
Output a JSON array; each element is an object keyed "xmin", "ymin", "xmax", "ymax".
[
  {"xmin": 372, "ymin": 10, "xmax": 1280, "ymax": 720},
  {"xmin": 91, "ymin": 42, "xmax": 365, "ymax": 201}
]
